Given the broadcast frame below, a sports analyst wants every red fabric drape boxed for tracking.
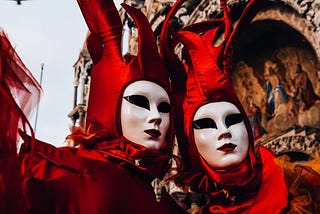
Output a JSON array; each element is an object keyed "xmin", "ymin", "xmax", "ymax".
[{"xmin": 0, "ymin": 29, "xmax": 41, "ymax": 214}]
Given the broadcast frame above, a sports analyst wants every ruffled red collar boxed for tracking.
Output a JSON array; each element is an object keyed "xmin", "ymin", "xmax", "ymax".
[
  {"xmin": 93, "ymin": 137, "xmax": 169, "ymax": 180},
  {"xmin": 182, "ymin": 147, "xmax": 288, "ymax": 213},
  {"xmin": 67, "ymin": 122, "xmax": 169, "ymax": 180}
]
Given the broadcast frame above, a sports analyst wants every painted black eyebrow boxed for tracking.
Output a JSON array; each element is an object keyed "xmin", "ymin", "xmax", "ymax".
[
  {"xmin": 123, "ymin": 95, "xmax": 149, "ymax": 110},
  {"xmin": 193, "ymin": 118, "xmax": 217, "ymax": 129},
  {"xmin": 225, "ymin": 113, "xmax": 243, "ymax": 127}
]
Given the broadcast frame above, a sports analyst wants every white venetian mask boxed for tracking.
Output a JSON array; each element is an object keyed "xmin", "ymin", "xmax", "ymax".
[
  {"xmin": 193, "ymin": 102, "xmax": 249, "ymax": 170},
  {"xmin": 120, "ymin": 80, "xmax": 171, "ymax": 150}
]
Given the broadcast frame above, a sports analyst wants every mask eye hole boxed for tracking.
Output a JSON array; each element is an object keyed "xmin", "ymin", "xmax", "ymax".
[
  {"xmin": 158, "ymin": 102, "xmax": 171, "ymax": 113},
  {"xmin": 193, "ymin": 118, "xmax": 217, "ymax": 129},
  {"xmin": 225, "ymin": 113, "xmax": 243, "ymax": 128},
  {"xmin": 123, "ymin": 95, "xmax": 150, "ymax": 110}
]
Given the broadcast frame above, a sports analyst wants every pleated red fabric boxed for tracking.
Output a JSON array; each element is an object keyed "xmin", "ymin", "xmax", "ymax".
[
  {"xmin": 22, "ymin": 137, "xmax": 173, "ymax": 214},
  {"xmin": 0, "ymin": 29, "xmax": 41, "ymax": 214}
]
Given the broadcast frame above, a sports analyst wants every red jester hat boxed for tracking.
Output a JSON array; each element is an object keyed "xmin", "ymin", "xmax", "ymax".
[
  {"xmin": 161, "ymin": 0, "xmax": 288, "ymax": 213},
  {"xmin": 74, "ymin": 0, "xmax": 173, "ymax": 179},
  {"xmin": 176, "ymin": 0, "xmax": 260, "ymax": 188}
]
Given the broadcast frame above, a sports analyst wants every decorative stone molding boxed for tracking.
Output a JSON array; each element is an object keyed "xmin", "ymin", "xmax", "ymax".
[
  {"xmin": 69, "ymin": 42, "xmax": 92, "ymax": 128},
  {"xmin": 123, "ymin": 0, "xmax": 319, "ymax": 58},
  {"xmin": 262, "ymin": 126, "xmax": 320, "ymax": 158}
]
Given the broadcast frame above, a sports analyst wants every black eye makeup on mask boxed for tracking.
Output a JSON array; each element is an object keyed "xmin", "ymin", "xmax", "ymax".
[
  {"xmin": 158, "ymin": 102, "xmax": 171, "ymax": 113},
  {"xmin": 124, "ymin": 95, "xmax": 149, "ymax": 110},
  {"xmin": 193, "ymin": 118, "xmax": 217, "ymax": 129},
  {"xmin": 225, "ymin": 113, "xmax": 243, "ymax": 127},
  {"xmin": 123, "ymin": 95, "xmax": 171, "ymax": 113}
]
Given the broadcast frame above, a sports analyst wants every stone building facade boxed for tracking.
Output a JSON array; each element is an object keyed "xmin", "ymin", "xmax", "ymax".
[
  {"xmin": 70, "ymin": 0, "xmax": 320, "ymax": 158},
  {"xmin": 68, "ymin": 40, "xmax": 92, "ymax": 129}
]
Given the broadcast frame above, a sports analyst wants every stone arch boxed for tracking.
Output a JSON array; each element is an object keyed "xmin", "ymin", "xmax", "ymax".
[
  {"xmin": 232, "ymin": 4, "xmax": 320, "ymax": 138},
  {"xmin": 263, "ymin": 135, "xmax": 320, "ymax": 158},
  {"xmin": 254, "ymin": 3, "xmax": 320, "ymax": 61}
]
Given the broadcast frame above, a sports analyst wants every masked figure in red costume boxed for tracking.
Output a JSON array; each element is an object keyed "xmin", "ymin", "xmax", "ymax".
[
  {"xmin": 0, "ymin": 29, "xmax": 41, "ymax": 213},
  {"xmin": 159, "ymin": 0, "xmax": 297, "ymax": 213},
  {"xmin": 20, "ymin": 0, "xmax": 185, "ymax": 213}
]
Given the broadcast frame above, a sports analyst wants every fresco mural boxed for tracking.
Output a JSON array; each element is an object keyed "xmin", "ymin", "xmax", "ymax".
[{"xmin": 233, "ymin": 20, "xmax": 320, "ymax": 141}]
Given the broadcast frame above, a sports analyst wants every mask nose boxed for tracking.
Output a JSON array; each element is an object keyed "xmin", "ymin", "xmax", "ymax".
[
  {"xmin": 148, "ymin": 105, "xmax": 162, "ymax": 125},
  {"xmin": 218, "ymin": 132, "xmax": 232, "ymax": 141},
  {"xmin": 217, "ymin": 123, "xmax": 232, "ymax": 140}
]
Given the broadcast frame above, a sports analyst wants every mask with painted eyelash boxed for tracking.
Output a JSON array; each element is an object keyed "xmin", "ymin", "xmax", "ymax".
[
  {"xmin": 73, "ymin": 0, "xmax": 174, "ymax": 179},
  {"xmin": 121, "ymin": 80, "xmax": 171, "ymax": 151},
  {"xmin": 193, "ymin": 102, "xmax": 249, "ymax": 171},
  {"xmin": 77, "ymin": 0, "xmax": 171, "ymax": 140},
  {"xmin": 123, "ymin": 95, "xmax": 171, "ymax": 113},
  {"xmin": 193, "ymin": 113, "xmax": 243, "ymax": 129},
  {"xmin": 160, "ymin": 0, "xmax": 264, "ymax": 188}
]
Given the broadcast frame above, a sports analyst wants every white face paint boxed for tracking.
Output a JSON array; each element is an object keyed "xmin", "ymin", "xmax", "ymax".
[
  {"xmin": 193, "ymin": 102, "xmax": 249, "ymax": 170},
  {"xmin": 121, "ymin": 80, "xmax": 171, "ymax": 150}
]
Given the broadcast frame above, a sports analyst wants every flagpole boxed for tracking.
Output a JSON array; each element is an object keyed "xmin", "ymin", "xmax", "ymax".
[{"xmin": 34, "ymin": 63, "xmax": 44, "ymax": 133}]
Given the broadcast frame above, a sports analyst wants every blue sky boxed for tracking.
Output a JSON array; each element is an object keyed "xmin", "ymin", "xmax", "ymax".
[{"xmin": 0, "ymin": 0, "xmax": 122, "ymax": 147}]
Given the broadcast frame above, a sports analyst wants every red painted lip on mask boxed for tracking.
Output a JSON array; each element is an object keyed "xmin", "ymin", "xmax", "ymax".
[
  {"xmin": 144, "ymin": 129, "xmax": 161, "ymax": 138},
  {"xmin": 217, "ymin": 143, "xmax": 237, "ymax": 152}
]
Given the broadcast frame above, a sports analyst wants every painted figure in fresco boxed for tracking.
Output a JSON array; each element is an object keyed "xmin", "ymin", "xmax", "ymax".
[
  {"xmin": 160, "ymin": 0, "xmax": 320, "ymax": 213},
  {"xmin": 263, "ymin": 60, "xmax": 289, "ymax": 120},
  {"xmin": 292, "ymin": 64, "xmax": 320, "ymax": 111},
  {"xmin": 246, "ymin": 95, "xmax": 267, "ymax": 140},
  {"xmin": 0, "ymin": 29, "xmax": 41, "ymax": 214},
  {"xmin": 19, "ymin": 0, "xmax": 184, "ymax": 213}
]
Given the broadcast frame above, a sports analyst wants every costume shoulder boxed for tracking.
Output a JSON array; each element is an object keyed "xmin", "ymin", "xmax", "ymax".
[
  {"xmin": 275, "ymin": 154, "xmax": 320, "ymax": 213},
  {"xmin": 246, "ymin": 146, "xmax": 289, "ymax": 214},
  {"xmin": 21, "ymin": 138, "xmax": 168, "ymax": 214}
]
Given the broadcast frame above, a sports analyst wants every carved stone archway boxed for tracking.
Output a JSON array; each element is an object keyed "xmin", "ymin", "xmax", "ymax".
[{"xmin": 262, "ymin": 126, "xmax": 320, "ymax": 159}]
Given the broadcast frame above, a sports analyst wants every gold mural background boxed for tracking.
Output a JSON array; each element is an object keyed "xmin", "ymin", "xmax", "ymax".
[{"xmin": 233, "ymin": 19, "xmax": 320, "ymax": 142}]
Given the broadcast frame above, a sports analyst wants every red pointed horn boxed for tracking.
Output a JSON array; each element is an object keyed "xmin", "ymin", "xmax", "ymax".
[
  {"xmin": 77, "ymin": 0, "xmax": 123, "ymax": 61},
  {"xmin": 159, "ymin": 0, "xmax": 190, "ymax": 93},
  {"xmin": 159, "ymin": 0, "xmax": 225, "ymax": 93},
  {"xmin": 159, "ymin": 0, "xmax": 187, "ymax": 59},
  {"xmin": 176, "ymin": 31, "xmax": 225, "ymax": 98},
  {"xmin": 181, "ymin": 19, "xmax": 223, "ymax": 35},
  {"xmin": 223, "ymin": 0, "xmax": 267, "ymax": 74},
  {"xmin": 86, "ymin": 32, "xmax": 103, "ymax": 64},
  {"xmin": 121, "ymin": 3, "xmax": 164, "ymax": 77},
  {"xmin": 220, "ymin": 0, "xmax": 232, "ymax": 43}
]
